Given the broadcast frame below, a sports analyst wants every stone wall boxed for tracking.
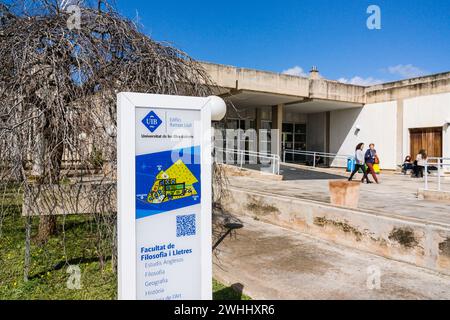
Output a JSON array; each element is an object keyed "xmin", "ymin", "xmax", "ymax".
[{"xmin": 221, "ymin": 186, "xmax": 450, "ymax": 275}]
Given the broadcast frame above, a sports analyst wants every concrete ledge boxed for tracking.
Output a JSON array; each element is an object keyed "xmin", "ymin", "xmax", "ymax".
[
  {"xmin": 219, "ymin": 164, "xmax": 283, "ymax": 181},
  {"xmin": 220, "ymin": 186, "xmax": 450, "ymax": 275},
  {"xmin": 201, "ymin": 61, "xmax": 366, "ymax": 104},
  {"xmin": 418, "ymin": 188, "xmax": 450, "ymax": 202},
  {"xmin": 366, "ymin": 72, "xmax": 450, "ymax": 103},
  {"xmin": 22, "ymin": 183, "xmax": 116, "ymax": 216}
]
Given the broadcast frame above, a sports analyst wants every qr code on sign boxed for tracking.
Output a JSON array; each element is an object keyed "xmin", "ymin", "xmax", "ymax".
[{"xmin": 176, "ymin": 214, "xmax": 196, "ymax": 237}]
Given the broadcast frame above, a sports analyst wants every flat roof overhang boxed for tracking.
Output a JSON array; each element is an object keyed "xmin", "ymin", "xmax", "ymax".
[
  {"xmin": 284, "ymin": 98, "xmax": 363, "ymax": 114},
  {"xmin": 220, "ymin": 89, "xmax": 307, "ymax": 108},
  {"xmin": 220, "ymin": 89, "xmax": 363, "ymax": 114}
]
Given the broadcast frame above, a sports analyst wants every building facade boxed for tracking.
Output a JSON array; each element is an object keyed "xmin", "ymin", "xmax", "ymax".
[{"xmin": 204, "ymin": 62, "xmax": 450, "ymax": 170}]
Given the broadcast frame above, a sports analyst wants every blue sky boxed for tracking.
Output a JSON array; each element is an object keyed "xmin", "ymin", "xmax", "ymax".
[{"xmin": 116, "ymin": 0, "xmax": 450, "ymax": 84}]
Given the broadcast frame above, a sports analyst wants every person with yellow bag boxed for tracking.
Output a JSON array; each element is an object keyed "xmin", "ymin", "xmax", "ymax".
[
  {"xmin": 373, "ymin": 153, "xmax": 381, "ymax": 174},
  {"xmin": 364, "ymin": 143, "xmax": 380, "ymax": 184}
]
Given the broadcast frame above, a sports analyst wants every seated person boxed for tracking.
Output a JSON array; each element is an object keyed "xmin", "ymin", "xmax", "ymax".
[
  {"xmin": 315, "ymin": 155, "xmax": 324, "ymax": 166},
  {"xmin": 402, "ymin": 155, "xmax": 413, "ymax": 174}
]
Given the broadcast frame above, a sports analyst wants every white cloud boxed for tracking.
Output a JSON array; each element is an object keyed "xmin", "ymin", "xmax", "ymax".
[
  {"xmin": 337, "ymin": 64, "xmax": 427, "ymax": 86},
  {"xmin": 386, "ymin": 64, "xmax": 427, "ymax": 78},
  {"xmin": 281, "ymin": 66, "xmax": 307, "ymax": 77},
  {"xmin": 337, "ymin": 76, "xmax": 384, "ymax": 86}
]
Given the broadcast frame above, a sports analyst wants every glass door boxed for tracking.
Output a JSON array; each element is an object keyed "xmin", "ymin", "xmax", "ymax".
[
  {"xmin": 294, "ymin": 123, "xmax": 307, "ymax": 162},
  {"xmin": 282, "ymin": 123, "xmax": 294, "ymax": 162}
]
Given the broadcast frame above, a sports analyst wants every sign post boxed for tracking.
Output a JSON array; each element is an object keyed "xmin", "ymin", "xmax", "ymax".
[{"xmin": 117, "ymin": 93, "xmax": 226, "ymax": 300}]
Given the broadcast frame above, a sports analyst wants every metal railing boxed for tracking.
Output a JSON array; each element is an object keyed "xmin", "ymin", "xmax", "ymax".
[
  {"xmin": 283, "ymin": 149, "xmax": 353, "ymax": 168},
  {"xmin": 214, "ymin": 147, "xmax": 281, "ymax": 175},
  {"xmin": 424, "ymin": 157, "xmax": 450, "ymax": 191}
]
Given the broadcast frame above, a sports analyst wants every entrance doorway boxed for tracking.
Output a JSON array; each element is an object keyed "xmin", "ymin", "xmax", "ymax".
[
  {"xmin": 409, "ymin": 127, "xmax": 443, "ymax": 158},
  {"xmin": 282, "ymin": 123, "xmax": 306, "ymax": 162}
]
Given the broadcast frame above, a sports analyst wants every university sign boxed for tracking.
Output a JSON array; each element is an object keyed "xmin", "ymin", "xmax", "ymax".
[{"xmin": 117, "ymin": 93, "xmax": 226, "ymax": 300}]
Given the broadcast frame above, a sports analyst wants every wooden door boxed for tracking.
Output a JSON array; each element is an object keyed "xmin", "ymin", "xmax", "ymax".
[{"xmin": 409, "ymin": 127, "xmax": 443, "ymax": 158}]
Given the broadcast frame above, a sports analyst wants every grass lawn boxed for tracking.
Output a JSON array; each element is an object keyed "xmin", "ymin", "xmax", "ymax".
[{"xmin": 0, "ymin": 196, "xmax": 249, "ymax": 300}]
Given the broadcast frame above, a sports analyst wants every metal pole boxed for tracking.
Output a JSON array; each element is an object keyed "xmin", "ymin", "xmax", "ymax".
[
  {"xmin": 277, "ymin": 156, "xmax": 281, "ymax": 175},
  {"xmin": 212, "ymin": 229, "xmax": 232, "ymax": 251},
  {"xmin": 438, "ymin": 158, "xmax": 442, "ymax": 191},
  {"xmin": 239, "ymin": 149, "xmax": 243, "ymax": 169},
  {"xmin": 424, "ymin": 162, "xmax": 428, "ymax": 190},
  {"xmin": 313, "ymin": 153, "xmax": 316, "ymax": 168},
  {"xmin": 272, "ymin": 155, "xmax": 275, "ymax": 174}
]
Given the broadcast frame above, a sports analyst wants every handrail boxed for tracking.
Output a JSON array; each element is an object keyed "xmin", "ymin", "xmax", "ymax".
[
  {"xmin": 283, "ymin": 149, "xmax": 353, "ymax": 168},
  {"xmin": 424, "ymin": 157, "xmax": 450, "ymax": 191},
  {"xmin": 214, "ymin": 147, "xmax": 281, "ymax": 175}
]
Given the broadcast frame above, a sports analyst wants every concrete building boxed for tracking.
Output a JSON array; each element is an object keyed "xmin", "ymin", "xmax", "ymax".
[{"xmin": 203, "ymin": 62, "xmax": 450, "ymax": 170}]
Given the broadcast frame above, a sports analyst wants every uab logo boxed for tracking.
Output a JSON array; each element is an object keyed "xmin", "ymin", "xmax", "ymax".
[{"xmin": 142, "ymin": 111, "xmax": 162, "ymax": 133}]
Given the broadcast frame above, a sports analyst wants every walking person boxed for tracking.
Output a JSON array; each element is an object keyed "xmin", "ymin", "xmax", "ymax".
[
  {"xmin": 414, "ymin": 149, "xmax": 428, "ymax": 178},
  {"xmin": 348, "ymin": 143, "xmax": 372, "ymax": 184},
  {"xmin": 365, "ymin": 143, "xmax": 379, "ymax": 184}
]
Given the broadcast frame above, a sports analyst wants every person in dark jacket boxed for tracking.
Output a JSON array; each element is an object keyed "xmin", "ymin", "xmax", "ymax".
[
  {"xmin": 348, "ymin": 143, "xmax": 371, "ymax": 183},
  {"xmin": 364, "ymin": 143, "xmax": 379, "ymax": 184}
]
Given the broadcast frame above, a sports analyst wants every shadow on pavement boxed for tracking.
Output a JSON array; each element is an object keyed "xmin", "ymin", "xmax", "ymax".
[
  {"xmin": 281, "ymin": 166, "xmax": 346, "ymax": 181},
  {"xmin": 213, "ymin": 283, "xmax": 245, "ymax": 300},
  {"xmin": 239, "ymin": 163, "xmax": 346, "ymax": 181}
]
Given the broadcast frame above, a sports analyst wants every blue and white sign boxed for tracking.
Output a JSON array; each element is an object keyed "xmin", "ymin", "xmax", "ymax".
[
  {"xmin": 141, "ymin": 110, "xmax": 163, "ymax": 133},
  {"xmin": 117, "ymin": 93, "xmax": 226, "ymax": 300}
]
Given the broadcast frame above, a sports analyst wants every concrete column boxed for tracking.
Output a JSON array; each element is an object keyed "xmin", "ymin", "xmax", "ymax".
[
  {"xmin": 255, "ymin": 107, "xmax": 262, "ymax": 152},
  {"xmin": 272, "ymin": 104, "xmax": 284, "ymax": 157},
  {"xmin": 256, "ymin": 109, "xmax": 263, "ymax": 131},
  {"xmin": 396, "ymin": 99, "xmax": 404, "ymax": 165},
  {"xmin": 325, "ymin": 111, "xmax": 331, "ymax": 166},
  {"xmin": 326, "ymin": 111, "xmax": 331, "ymax": 154}
]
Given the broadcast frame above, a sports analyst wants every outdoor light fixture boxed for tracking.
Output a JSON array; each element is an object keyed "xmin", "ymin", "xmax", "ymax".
[
  {"xmin": 354, "ymin": 125, "xmax": 361, "ymax": 135},
  {"xmin": 213, "ymin": 218, "xmax": 244, "ymax": 251},
  {"xmin": 208, "ymin": 95, "xmax": 227, "ymax": 121},
  {"xmin": 444, "ymin": 119, "xmax": 450, "ymax": 131}
]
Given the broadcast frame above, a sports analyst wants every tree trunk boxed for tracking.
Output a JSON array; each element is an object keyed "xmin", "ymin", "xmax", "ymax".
[
  {"xmin": 36, "ymin": 215, "xmax": 57, "ymax": 244},
  {"xmin": 34, "ymin": 110, "xmax": 63, "ymax": 243}
]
